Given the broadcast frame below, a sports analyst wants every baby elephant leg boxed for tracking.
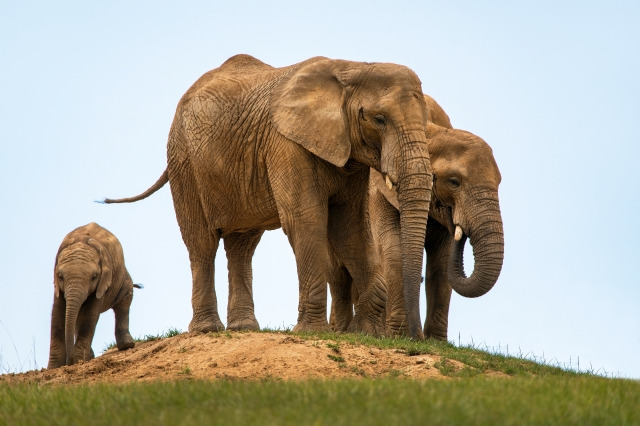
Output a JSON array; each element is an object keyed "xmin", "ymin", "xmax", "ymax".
[
  {"xmin": 75, "ymin": 299, "xmax": 101, "ymax": 361},
  {"xmin": 113, "ymin": 286, "xmax": 135, "ymax": 350}
]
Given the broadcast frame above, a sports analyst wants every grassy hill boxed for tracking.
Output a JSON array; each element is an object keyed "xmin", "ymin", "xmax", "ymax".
[{"xmin": 1, "ymin": 330, "xmax": 638, "ymax": 425}]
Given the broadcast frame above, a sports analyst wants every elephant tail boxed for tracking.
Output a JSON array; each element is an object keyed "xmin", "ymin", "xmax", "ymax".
[{"xmin": 100, "ymin": 170, "xmax": 169, "ymax": 204}]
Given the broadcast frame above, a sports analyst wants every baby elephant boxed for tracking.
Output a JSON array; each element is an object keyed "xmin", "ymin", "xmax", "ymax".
[{"xmin": 48, "ymin": 222, "xmax": 137, "ymax": 368}]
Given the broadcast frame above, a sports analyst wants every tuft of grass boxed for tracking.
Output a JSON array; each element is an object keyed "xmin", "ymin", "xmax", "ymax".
[
  {"xmin": 328, "ymin": 354, "xmax": 345, "ymax": 363},
  {"xmin": 326, "ymin": 342, "xmax": 341, "ymax": 353},
  {"xmin": 102, "ymin": 328, "xmax": 183, "ymax": 353}
]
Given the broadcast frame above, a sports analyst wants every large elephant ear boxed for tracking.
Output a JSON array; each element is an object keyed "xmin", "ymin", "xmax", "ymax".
[
  {"xmin": 88, "ymin": 239, "xmax": 112, "ymax": 299},
  {"xmin": 53, "ymin": 238, "xmax": 76, "ymax": 298},
  {"xmin": 270, "ymin": 58, "xmax": 352, "ymax": 167}
]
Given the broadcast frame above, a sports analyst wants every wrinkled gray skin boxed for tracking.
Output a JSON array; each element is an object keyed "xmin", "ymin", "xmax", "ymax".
[
  {"xmin": 330, "ymin": 95, "xmax": 504, "ymax": 340},
  {"xmin": 48, "ymin": 222, "xmax": 136, "ymax": 368},
  {"xmin": 105, "ymin": 55, "xmax": 433, "ymax": 338}
]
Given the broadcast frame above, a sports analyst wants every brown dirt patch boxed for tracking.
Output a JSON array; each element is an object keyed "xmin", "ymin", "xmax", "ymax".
[{"xmin": 0, "ymin": 332, "xmax": 492, "ymax": 385}]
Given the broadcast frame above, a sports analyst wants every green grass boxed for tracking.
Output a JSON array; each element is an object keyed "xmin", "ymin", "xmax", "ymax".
[{"xmin": 1, "ymin": 376, "xmax": 638, "ymax": 425}]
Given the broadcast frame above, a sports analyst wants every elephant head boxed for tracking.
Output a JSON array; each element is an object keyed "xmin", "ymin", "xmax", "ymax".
[
  {"xmin": 426, "ymin": 123, "xmax": 504, "ymax": 298},
  {"xmin": 54, "ymin": 236, "xmax": 113, "ymax": 365},
  {"xmin": 271, "ymin": 58, "xmax": 433, "ymax": 337},
  {"xmin": 368, "ymin": 94, "xmax": 503, "ymax": 337}
]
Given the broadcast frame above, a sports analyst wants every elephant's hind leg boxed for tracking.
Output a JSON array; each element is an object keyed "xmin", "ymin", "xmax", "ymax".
[
  {"xmin": 224, "ymin": 229, "xmax": 263, "ymax": 331},
  {"xmin": 186, "ymin": 236, "xmax": 225, "ymax": 333},
  {"xmin": 113, "ymin": 282, "xmax": 135, "ymax": 350},
  {"xmin": 170, "ymin": 161, "xmax": 225, "ymax": 334},
  {"xmin": 328, "ymin": 262, "xmax": 354, "ymax": 332},
  {"xmin": 328, "ymin": 183, "xmax": 387, "ymax": 336}
]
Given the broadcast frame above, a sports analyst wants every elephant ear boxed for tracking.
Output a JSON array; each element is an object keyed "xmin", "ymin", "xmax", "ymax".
[
  {"xmin": 423, "ymin": 94, "xmax": 453, "ymax": 129},
  {"xmin": 270, "ymin": 58, "xmax": 352, "ymax": 167},
  {"xmin": 87, "ymin": 238, "xmax": 113, "ymax": 299},
  {"xmin": 53, "ymin": 237, "xmax": 76, "ymax": 298}
]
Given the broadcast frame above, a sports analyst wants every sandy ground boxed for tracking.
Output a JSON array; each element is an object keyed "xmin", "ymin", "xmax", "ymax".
[{"xmin": 0, "ymin": 331, "xmax": 493, "ymax": 385}]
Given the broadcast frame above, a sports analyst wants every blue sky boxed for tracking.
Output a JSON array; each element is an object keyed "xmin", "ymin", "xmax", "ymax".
[{"xmin": 1, "ymin": 1, "xmax": 639, "ymax": 378}]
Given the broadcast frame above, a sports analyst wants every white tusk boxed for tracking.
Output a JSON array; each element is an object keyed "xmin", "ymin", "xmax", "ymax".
[
  {"xmin": 454, "ymin": 225, "xmax": 463, "ymax": 241},
  {"xmin": 385, "ymin": 174, "xmax": 393, "ymax": 190}
]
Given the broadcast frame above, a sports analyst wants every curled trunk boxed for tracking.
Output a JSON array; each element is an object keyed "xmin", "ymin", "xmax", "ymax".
[{"xmin": 449, "ymin": 190, "xmax": 504, "ymax": 297}]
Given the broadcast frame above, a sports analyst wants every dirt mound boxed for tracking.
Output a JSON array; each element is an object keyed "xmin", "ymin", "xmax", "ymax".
[{"xmin": 0, "ymin": 331, "xmax": 480, "ymax": 385}]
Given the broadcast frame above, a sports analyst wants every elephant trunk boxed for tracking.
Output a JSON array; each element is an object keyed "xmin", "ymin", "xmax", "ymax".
[
  {"xmin": 64, "ymin": 286, "xmax": 84, "ymax": 366},
  {"xmin": 449, "ymin": 189, "xmax": 504, "ymax": 297},
  {"xmin": 397, "ymin": 137, "xmax": 432, "ymax": 339}
]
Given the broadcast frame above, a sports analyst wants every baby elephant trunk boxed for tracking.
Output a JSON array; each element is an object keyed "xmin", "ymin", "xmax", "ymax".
[{"xmin": 64, "ymin": 287, "xmax": 84, "ymax": 366}]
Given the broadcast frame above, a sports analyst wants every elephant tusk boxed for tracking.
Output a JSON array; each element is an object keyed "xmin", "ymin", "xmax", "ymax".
[
  {"xmin": 454, "ymin": 225, "xmax": 463, "ymax": 241},
  {"xmin": 385, "ymin": 174, "xmax": 394, "ymax": 190}
]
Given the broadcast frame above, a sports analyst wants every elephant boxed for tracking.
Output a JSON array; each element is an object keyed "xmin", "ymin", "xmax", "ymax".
[
  {"xmin": 48, "ymin": 222, "xmax": 137, "ymax": 368},
  {"xmin": 104, "ymin": 54, "xmax": 433, "ymax": 338},
  {"xmin": 330, "ymin": 95, "xmax": 504, "ymax": 340}
]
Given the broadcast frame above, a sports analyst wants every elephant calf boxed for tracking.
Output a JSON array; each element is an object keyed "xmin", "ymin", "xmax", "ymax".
[{"xmin": 48, "ymin": 222, "xmax": 137, "ymax": 368}]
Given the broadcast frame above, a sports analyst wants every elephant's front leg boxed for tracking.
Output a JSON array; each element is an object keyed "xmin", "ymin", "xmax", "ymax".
[
  {"xmin": 424, "ymin": 221, "xmax": 453, "ymax": 341},
  {"xmin": 74, "ymin": 298, "xmax": 101, "ymax": 362},
  {"xmin": 288, "ymin": 221, "xmax": 332, "ymax": 332},
  {"xmin": 48, "ymin": 297, "xmax": 67, "ymax": 368},
  {"xmin": 369, "ymin": 189, "xmax": 406, "ymax": 336},
  {"xmin": 268, "ymin": 151, "xmax": 332, "ymax": 333},
  {"xmin": 224, "ymin": 229, "xmax": 263, "ymax": 331}
]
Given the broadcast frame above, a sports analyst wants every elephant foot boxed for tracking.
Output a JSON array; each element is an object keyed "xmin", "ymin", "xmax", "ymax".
[
  {"xmin": 75, "ymin": 345, "xmax": 96, "ymax": 362},
  {"xmin": 227, "ymin": 317, "xmax": 260, "ymax": 331},
  {"xmin": 116, "ymin": 332, "xmax": 135, "ymax": 350},
  {"xmin": 386, "ymin": 316, "xmax": 410, "ymax": 337},
  {"xmin": 347, "ymin": 315, "xmax": 385, "ymax": 337},
  {"xmin": 424, "ymin": 327, "xmax": 448, "ymax": 341},
  {"xmin": 189, "ymin": 312, "xmax": 225, "ymax": 333},
  {"xmin": 47, "ymin": 357, "xmax": 65, "ymax": 369},
  {"xmin": 292, "ymin": 320, "xmax": 330, "ymax": 333}
]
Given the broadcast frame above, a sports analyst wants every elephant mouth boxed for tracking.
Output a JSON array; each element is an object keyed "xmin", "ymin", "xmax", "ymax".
[{"xmin": 383, "ymin": 174, "xmax": 398, "ymax": 191}]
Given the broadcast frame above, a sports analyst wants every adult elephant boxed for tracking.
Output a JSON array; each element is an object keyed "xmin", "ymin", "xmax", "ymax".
[
  {"xmin": 105, "ymin": 54, "xmax": 433, "ymax": 338},
  {"xmin": 331, "ymin": 95, "xmax": 504, "ymax": 340}
]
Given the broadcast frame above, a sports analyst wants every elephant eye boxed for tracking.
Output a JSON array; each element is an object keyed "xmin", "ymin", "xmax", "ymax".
[
  {"xmin": 374, "ymin": 114, "xmax": 387, "ymax": 126},
  {"xmin": 91, "ymin": 273, "xmax": 98, "ymax": 280},
  {"xmin": 447, "ymin": 177, "xmax": 461, "ymax": 188},
  {"xmin": 57, "ymin": 273, "xmax": 64, "ymax": 281}
]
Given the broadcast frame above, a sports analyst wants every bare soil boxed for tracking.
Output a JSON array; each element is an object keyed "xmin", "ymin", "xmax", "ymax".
[{"xmin": 0, "ymin": 331, "xmax": 496, "ymax": 385}]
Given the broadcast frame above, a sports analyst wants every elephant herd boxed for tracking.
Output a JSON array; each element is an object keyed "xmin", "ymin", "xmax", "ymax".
[{"xmin": 48, "ymin": 55, "xmax": 504, "ymax": 369}]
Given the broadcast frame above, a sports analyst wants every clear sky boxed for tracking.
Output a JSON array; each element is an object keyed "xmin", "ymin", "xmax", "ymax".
[{"xmin": 1, "ymin": 1, "xmax": 639, "ymax": 378}]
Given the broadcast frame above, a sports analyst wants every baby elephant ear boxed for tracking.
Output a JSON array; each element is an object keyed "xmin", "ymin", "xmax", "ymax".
[
  {"xmin": 88, "ymin": 239, "xmax": 112, "ymax": 299},
  {"xmin": 270, "ymin": 58, "xmax": 352, "ymax": 167},
  {"xmin": 53, "ymin": 238, "xmax": 76, "ymax": 298}
]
